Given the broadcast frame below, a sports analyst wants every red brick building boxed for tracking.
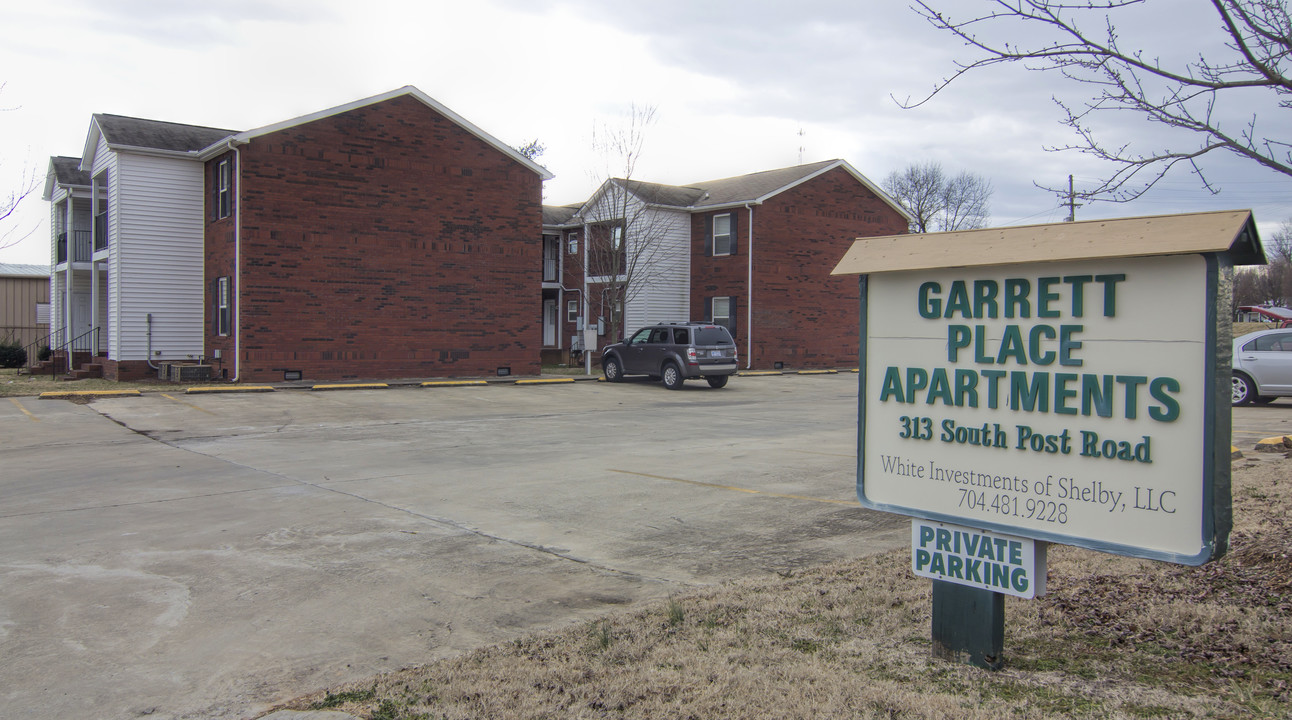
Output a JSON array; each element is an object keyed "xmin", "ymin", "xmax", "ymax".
[
  {"xmin": 204, "ymin": 89, "xmax": 548, "ymax": 381},
  {"xmin": 542, "ymin": 160, "xmax": 911, "ymax": 370},
  {"xmin": 46, "ymin": 87, "xmax": 550, "ymax": 382}
]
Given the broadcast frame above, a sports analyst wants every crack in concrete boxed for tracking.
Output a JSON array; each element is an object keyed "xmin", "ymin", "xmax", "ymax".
[{"xmin": 89, "ymin": 405, "xmax": 688, "ymax": 588}]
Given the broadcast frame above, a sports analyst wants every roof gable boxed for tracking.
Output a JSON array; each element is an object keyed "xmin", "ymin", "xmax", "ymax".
[
  {"xmin": 216, "ymin": 86, "xmax": 553, "ymax": 180},
  {"xmin": 82, "ymin": 115, "xmax": 237, "ymax": 168},
  {"xmin": 43, "ymin": 156, "xmax": 92, "ymax": 200}
]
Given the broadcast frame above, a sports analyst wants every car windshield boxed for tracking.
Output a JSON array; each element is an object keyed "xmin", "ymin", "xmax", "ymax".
[{"xmin": 696, "ymin": 327, "xmax": 734, "ymax": 345}]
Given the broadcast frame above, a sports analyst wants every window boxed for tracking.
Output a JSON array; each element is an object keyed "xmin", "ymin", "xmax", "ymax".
[
  {"xmin": 713, "ymin": 214, "xmax": 732, "ymax": 255},
  {"xmin": 611, "ymin": 226, "xmax": 623, "ymax": 251},
  {"xmin": 216, "ymin": 276, "xmax": 231, "ymax": 336},
  {"xmin": 567, "ymin": 233, "xmax": 579, "ymax": 255},
  {"xmin": 35, "ymin": 302, "xmax": 50, "ymax": 325},
  {"xmin": 217, "ymin": 159, "xmax": 232, "ymax": 219},
  {"xmin": 710, "ymin": 296, "xmax": 736, "ymax": 334},
  {"xmin": 567, "ymin": 299, "xmax": 578, "ymax": 323}
]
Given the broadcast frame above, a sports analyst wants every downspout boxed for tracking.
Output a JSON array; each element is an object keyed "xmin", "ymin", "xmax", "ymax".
[
  {"xmin": 581, "ymin": 221, "xmax": 591, "ymax": 375},
  {"xmin": 146, "ymin": 313, "xmax": 158, "ymax": 370},
  {"xmin": 228, "ymin": 140, "xmax": 242, "ymax": 382},
  {"xmin": 745, "ymin": 203, "xmax": 754, "ymax": 369}
]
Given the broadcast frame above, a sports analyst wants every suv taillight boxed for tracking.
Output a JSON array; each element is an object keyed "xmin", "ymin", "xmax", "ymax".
[{"xmin": 687, "ymin": 347, "xmax": 698, "ymax": 363}]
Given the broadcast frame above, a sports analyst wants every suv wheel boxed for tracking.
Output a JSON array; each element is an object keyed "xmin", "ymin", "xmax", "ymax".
[
  {"xmin": 604, "ymin": 357, "xmax": 623, "ymax": 382},
  {"xmin": 661, "ymin": 362, "xmax": 684, "ymax": 390},
  {"xmin": 706, "ymin": 375, "xmax": 729, "ymax": 389}
]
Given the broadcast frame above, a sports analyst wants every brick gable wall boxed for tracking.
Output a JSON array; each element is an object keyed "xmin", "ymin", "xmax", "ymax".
[
  {"xmin": 691, "ymin": 166, "xmax": 908, "ymax": 369},
  {"xmin": 205, "ymin": 94, "xmax": 542, "ymax": 382}
]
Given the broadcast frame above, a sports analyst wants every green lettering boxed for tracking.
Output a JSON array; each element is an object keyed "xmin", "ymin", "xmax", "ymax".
[
  {"xmin": 1038, "ymin": 276, "xmax": 1061, "ymax": 318},
  {"xmin": 955, "ymin": 369, "xmax": 979, "ymax": 408},
  {"xmin": 1004, "ymin": 278, "xmax": 1031, "ymax": 318},
  {"xmin": 1055, "ymin": 373, "xmax": 1078, "ymax": 415},
  {"xmin": 1096, "ymin": 273, "xmax": 1125, "ymax": 317},
  {"xmin": 1059, "ymin": 324, "xmax": 1083, "ymax": 367},
  {"xmin": 974, "ymin": 280, "xmax": 999, "ymax": 319},
  {"xmin": 1149, "ymin": 377, "xmax": 1181, "ymax": 422},
  {"xmin": 918, "ymin": 281, "xmax": 942, "ymax": 319},
  {"xmin": 1064, "ymin": 275, "xmax": 1092, "ymax": 317},
  {"xmin": 1081, "ymin": 374, "xmax": 1114, "ymax": 418},
  {"xmin": 1011, "ymin": 371, "xmax": 1049, "ymax": 412},
  {"xmin": 945, "ymin": 281, "xmax": 972, "ymax": 319},
  {"xmin": 928, "ymin": 368, "xmax": 953, "ymax": 406},
  {"xmin": 1028, "ymin": 325, "xmax": 1056, "ymax": 365},
  {"xmin": 997, "ymin": 325, "xmax": 1027, "ymax": 365},
  {"xmin": 880, "ymin": 366, "xmax": 905, "ymax": 402},
  {"xmin": 948, "ymin": 325, "xmax": 971, "ymax": 362}
]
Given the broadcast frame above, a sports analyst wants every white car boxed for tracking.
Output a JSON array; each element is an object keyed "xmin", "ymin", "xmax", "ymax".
[{"xmin": 1232, "ymin": 328, "xmax": 1292, "ymax": 406}]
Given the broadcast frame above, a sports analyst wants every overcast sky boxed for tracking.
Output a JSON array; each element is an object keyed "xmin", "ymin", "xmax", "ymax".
[{"xmin": 2, "ymin": 0, "xmax": 1289, "ymax": 266}]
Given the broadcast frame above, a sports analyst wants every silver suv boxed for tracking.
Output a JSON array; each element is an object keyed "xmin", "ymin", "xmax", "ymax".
[{"xmin": 601, "ymin": 322, "xmax": 738, "ymax": 389}]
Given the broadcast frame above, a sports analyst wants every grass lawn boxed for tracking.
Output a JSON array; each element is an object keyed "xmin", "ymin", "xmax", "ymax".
[{"xmin": 269, "ymin": 459, "xmax": 1291, "ymax": 719}]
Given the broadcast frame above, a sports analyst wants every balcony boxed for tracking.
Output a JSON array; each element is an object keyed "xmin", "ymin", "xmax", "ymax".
[
  {"xmin": 94, "ymin": 213, "xmax": 108, "ymax": 251},
  {"xmin": 56, "ymin": 230, "xmax": 93, "ymax": 264}
]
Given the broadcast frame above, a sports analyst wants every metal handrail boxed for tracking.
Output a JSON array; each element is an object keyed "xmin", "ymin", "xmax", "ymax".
[{"xmin": 21, "ymin": 326, "xmax": 101, "ymax": 378}]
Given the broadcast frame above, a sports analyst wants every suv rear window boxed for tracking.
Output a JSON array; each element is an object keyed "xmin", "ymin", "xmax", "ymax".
[{"xmin": 696, "ymin": 327, "xmax": 734, "ymax": 345}]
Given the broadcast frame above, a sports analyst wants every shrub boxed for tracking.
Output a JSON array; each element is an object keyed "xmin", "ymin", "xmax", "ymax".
[
  {"xmin": 0, "ymin": 342, "xmax": 27, "ymax": 368},
  {"xmin": 38, "ymin": 345, "xmax": 52, "ymax": 362}
]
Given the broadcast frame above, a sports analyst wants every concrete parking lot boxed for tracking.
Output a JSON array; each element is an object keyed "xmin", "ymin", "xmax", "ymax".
[
  {"xmin": 2, "ymin": 375, "xmax": 1287, "ymax": 720},
  {"xmin": 1, "ymin": 374, "xmax": 909, "ymax": 720}
]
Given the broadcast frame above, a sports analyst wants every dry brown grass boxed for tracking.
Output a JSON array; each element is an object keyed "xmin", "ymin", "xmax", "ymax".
[
  {"xmin": 270, "ymin": 460, "xmax": 1291, "ymax": 719},
  {"xmin": 0, "ymin": 367, "xmax": 203, "ymax": 397}
]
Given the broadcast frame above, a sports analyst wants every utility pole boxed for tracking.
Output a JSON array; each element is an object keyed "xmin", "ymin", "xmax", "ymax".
[
  {"xmin": 1062, "ymin": 174, "xmax": 1083, "ymax": 222},
  {"xmin": 797, "ymin": 127, "xmax": 805, "ymax": 165}
]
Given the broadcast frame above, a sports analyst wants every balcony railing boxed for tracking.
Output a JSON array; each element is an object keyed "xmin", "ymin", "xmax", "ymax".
[
  {"xmin": 56, "ymin": 231, "xmax": 94, "ymax": 264},
  {"xmin": 94, "ymin": 213, "xmax": 108, "ymax": 251}
]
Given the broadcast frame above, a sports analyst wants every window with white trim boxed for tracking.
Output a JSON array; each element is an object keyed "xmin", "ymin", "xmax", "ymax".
[
  {"xmin": 216, "ymin": 276, "xmax": 231, "ymax": 336},
  {"xmin": 567, "ymin": 233, "xmax": 579, "ymax": 254},
  {"xmin": 217, "ymin": 159, "xmax": 232, "ymax": 219},
  {"xmin": 712, "ymin": 296, "xmax": 733, "ymax": 332},
  {"xmin": 567, "ymin": 299, "xmax": 578, "ymax": 323},
  {"xmin": 713, "ymin": 213, "xmax": 733, "ymax": 255}
]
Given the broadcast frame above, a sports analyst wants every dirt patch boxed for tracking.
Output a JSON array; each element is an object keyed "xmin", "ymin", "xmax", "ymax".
[{"xmin": 268, "ymin": 461, "xmax": 1291, "ymax": 719}]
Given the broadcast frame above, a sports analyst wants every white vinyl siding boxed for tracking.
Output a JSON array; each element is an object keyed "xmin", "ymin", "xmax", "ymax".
[
  {"xmin": 109, "ymin": 152, "xmax": 206, "ymax": 361},
  {"xmin": 623, "ymin": 207, "xmax": 690, "ymax": 330}
]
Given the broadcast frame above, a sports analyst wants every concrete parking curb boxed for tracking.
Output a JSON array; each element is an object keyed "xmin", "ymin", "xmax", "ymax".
[
  {"xmin": 310, "ymin": 383, "xmax": 390, "ymax": 391},
  {"xmin": 514, "ymin": 377, "xmax": 576, "ymax": 385},
  {"xmin": 738, "ymin": 371, "xmax": 783, "ymax": 377},
  {"xmin": 38, "ymin": 389, "xmax": 142, "ymax": 400},
  {"xmin": 1254, "ymin": 435, "xmax": 1292, "ymax": 452},
  {"xmin": 186, "ymin": 386, "xmax": 276, "ymax": 394},
  {"xmin": 421, "ymin": 380, "xmax": 488, "ymax": 387},
  {"xmin": 795, "ymin": 369, "xmax": 838, "ymax": 375}
]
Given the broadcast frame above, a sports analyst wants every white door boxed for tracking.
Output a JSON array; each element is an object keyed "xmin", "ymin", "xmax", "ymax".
[
  {"xmin": 72, "ymin": 292, "xmax": 93, "ymax": 350},
  {"xmin": 543, "ymin": 300, "xmax": 557, "ymax": 346}
]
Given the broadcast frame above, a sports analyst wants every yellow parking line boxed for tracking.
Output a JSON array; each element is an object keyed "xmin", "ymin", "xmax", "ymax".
[
  {"xmin": 311, "ymin": 383, "xmax": 390, "ymax": 391},
  {"xmin": 421, "ymin": 380, "xmax": 488, "ymax": 387},
  {"xmin": 608, "ymin": 469, "xmax": 857, "ymax": 505},
  {"xmin": 9, "ymin": 398, "xmax": 38, "ymax": 422},
  {"xmin": 160, "ymin": 393, "xmax": 216, "ymax": 415},
  {"xmin": 514, "ymin": 378, "xmax": 575, "ymax": 385}
]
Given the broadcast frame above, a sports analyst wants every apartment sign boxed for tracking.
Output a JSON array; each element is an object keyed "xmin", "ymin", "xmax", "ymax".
[{"xmin": 856, "ymin": 253, "xmax": 1227, "ymax": 565}]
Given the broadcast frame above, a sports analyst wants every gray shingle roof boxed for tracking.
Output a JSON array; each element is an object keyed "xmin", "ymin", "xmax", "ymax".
[
  {"xmin": 0, "ymin": 263, "xmax": 50, "ymax": 278},
  {"xmin": 542, "ymin": 204, "xmax": 582, "ymax": 226},
  {"xmin": 49, "ymin": 156, "xmax": 91, "ymax": 187},
  {"xmin": 685, "ymin": 159, "xmax": 840, "ymax": 207},
  {"xmin": 94, "ymin": 113, "xmax": 238, "ymax": 152}
]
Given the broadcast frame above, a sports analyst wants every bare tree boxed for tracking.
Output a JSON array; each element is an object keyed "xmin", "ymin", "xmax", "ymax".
[
  {"xmin": 882, "ymin": 161, "xmax": 994, "ymax": 233},
  {"xmin": 579, "ymin": 104, "xmax": 678, "ymax": 343},
  {"xmin": 1, "ymin": 83, "xmax": 39, "ymax": 252},
  {"xmin": 903, "ymin": 0, "xmax": 1292, "ymax": 203}
]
